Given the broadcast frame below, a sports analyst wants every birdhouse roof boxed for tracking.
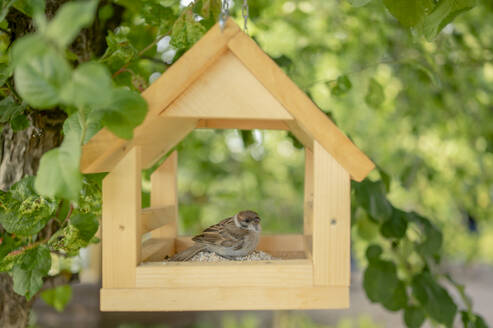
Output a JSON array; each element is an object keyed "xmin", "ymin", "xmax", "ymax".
[{"xmin": 81, "ymin": 19, "xmax": 374, "ymax": 181}]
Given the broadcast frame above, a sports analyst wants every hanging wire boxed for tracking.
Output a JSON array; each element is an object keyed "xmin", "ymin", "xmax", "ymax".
[
  {"xmin": 219, "ymin": 0, "xmax": 249, "ymax": 32},
  {"xmin": 242, "ymin": 0, "xmax": 249, "ymax": 32},
  {"xmin": 219, "ymin": 0, "xmax": 230, "ymax": 31}
]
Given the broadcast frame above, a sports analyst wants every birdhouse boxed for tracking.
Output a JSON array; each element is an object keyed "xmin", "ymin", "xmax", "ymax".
[{"xmin": 81, "ymin": 19, "xmax": 374, "ymax": 311}]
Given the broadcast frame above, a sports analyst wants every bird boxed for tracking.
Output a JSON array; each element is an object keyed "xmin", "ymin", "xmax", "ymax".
[{"xmin": 170, "ymin": 210, "xmax": 262, "ymax": 261}]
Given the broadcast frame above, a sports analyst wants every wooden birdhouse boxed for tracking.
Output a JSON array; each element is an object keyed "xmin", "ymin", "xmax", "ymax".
[{"xmin": 81, "ymin": 19, "xmax": 374, "ymax": 311}]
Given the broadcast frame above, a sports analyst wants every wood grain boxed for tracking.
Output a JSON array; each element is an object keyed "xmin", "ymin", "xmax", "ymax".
[
  {"xmin": 196, "ymin": 119, "xmax": 288, "ymax": 130},
  {"xmin": 163, "ymin": 51, "xmax": 293, "ymax": 120},
  {"xmin": 149, "ymin": 151, "xmax": 178, "ymax": 255},
  {"xmin": 312, "ymin": 141, "xmax": 350, "ymax": 286},
  {"xmin": 141, "ymin": 206, "xmax": 176, "ymax": 234},
  {"xmin": 100, "ymin": 286, "xmax": 349, "ymax": 311},
  {"xmin": 136, "ymin": 260, "xmax": 313, "ymax": 288},
  {"xmin": 102, "ymin": 147, "xmax": 141, "ymax": 288}
]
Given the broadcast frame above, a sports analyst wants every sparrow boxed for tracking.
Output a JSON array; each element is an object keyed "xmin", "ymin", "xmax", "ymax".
[{"xmin": 170, "ymin": 210, "xmax": 262, "ymax": 261}]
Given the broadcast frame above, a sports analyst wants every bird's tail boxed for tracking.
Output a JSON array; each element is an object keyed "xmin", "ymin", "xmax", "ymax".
[{"xmin": 169, "ymin": 244, "xmax": 206, "ymax": 261}]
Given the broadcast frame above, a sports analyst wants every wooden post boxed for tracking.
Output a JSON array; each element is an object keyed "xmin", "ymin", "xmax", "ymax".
[
  {"xmin": 102, "ymin": 147, "xmax": 141, "ymax": 288},
  {"xmin": 312, "ymin": 141, "xmax": 350, "ymax": 286},
  {"xmin": 150, "ymin": 151, "xmax": 178, "ymax": 257},
  {"xmin": 303, "ymin": 148, "xmax": 314, "ymax": 258}
]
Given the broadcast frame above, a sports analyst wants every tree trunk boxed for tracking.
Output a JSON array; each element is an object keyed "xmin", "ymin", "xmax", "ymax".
[
  {"xmin": 0, "ymin": 274, "xmax": 35, "ymax": 328},
  {"xmin": 0, "ymin": 1, "xmax": 123, "ymax": 326}
]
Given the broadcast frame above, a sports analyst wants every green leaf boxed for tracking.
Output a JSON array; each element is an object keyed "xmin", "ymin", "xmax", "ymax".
[
  {"xmin": 98, "ymin": 88, "xmax": 148, "ymax": 140},
  {"xmin": 366, "ymin": 244, "xmax": 383, "ymax": 262},
  {"xmin": 0, "ymin": 96, "xmax": 25, "ymax": 124},
  {"xmin": 0, "ymin": 0, "xmax": 16, "ymax": 22},
  {"xmin": 347, "ymin": 0, "xmax": 372, "ymax": 7},
  {"xmin": 12, "ymin": 0, "xmax": 45, "ymax": 17},
  {"xmin": 363, "ymin": 258, "xmax": 408, "ymax": 311},
  {"xmin": 382, "ymin": 0, "xmax": 435, "ymax": 27},
  {"xmin": 61, "ymin": 62, "xmax": 113, "ymax": 110},
  {"xmin": 0, "ymin": 177, "xmax": 57, "ymax": 235},
  {"xmin": 404, "ymin": 306, "xmax": 426, "ymax": 328},
  {"xmin": 45, "ymin": 0, "xmax": 98, "ymax": 48},
  {"xmin": 35, "ymin": 114, "xmax": 82, "ymax": 201},
  {"xmin": 41, "ymin": 285, "xmax": 72, "ymax": 312},
  {"xmin": 0, "ymin": 63, "xmax": 13, "ymax": 85},
  {"xmin": 411, "ymin": 213, "xmax": 443, "ymax": 257},
  {"xmin": 354, "ymin": 180, "xmax": 392, "ymax": 222},
  {"xmin": 70, "ymin": 213, "xmax": 99, "ymax": 242},
  {"xmin": 10, "ymin": 113, "xmax": 30, "ymax": 131},
  {"xmin": 420, "ymin": 0, "xmax": 476, "ymax": 40},
  {"xmin": 460, "ymin": 311, "xmax": 488, "ymax": 328},
  {"xmin": 377, "ymin": 165, "xmax": 391, "ymax": 192},
  {"xmin": 200, "ymin": 0, "xmax": 221, "ymax": 19},
  {"xmin": 365, "ymin": 78, "xmax": 385, "ymax": 108},
  {"xmin": 100, "ymin": 31, "xmax": 138, "ymax": 67},
  {"xmin": 12, "ymin": 245, "xmax": 51, "ymax": 300},
  {"xmin": 13, "ymin": 39, "xmax": 71, "ymax": 109},
  {"xmin": 380, "ymin": 207, "xmax": 408, "ymax": 239},
  {"xmin": 171, "ymin": 9, "xmax": 206, "ymax": 49},
  {"xmin": 356, "ymin": 215, "xmax": 380, "ymax": 241},
  {"xmin": 330, "ymin": 75, "xmax": 352, "ymax": 96},
  {"xmin": 412, "ymin": 272, "xmax": 457, "ymax": 327}
]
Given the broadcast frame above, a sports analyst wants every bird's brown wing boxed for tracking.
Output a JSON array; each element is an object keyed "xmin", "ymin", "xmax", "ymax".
[{"xmin": 192, "ymin": 217, "xmax": 245, "ymax": 249}]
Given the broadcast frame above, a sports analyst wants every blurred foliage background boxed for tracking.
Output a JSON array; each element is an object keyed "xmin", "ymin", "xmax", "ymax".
[{"xmin": 135, "ymin": 0, "xmax": 493, "ymax": 264}]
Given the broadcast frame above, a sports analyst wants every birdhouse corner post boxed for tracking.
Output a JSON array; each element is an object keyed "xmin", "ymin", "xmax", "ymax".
[
  {"xmin": 312, "ymin": 141, "xmax": 351, "ymax": 287},
  {"xmin": 149, "ymin": 151, "xmax": 179, "ymax": 257},
  {"xmin": 303, "ymin": 147, "xmax": 314, "ymax": 259},
  {"xmin": 102, "ymin": 146, "xmax": 142, "ymax": 289}
]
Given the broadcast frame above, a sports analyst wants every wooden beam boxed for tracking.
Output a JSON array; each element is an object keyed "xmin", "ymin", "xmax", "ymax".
[
  {"xmin": 304, "ymin": 147, "xmax": 314, "ymax": 260},
  {"xmin": 149, "ymin": 151, "xmax": 178, "ymax": 257},
  {"xmin": 312, "ymin": 141, "xmax": 350, "ymax": 286},
  {"xmin": 286, "ymin": 120, "xmax": 313, "ymax": 150},
  {"xmin": 163, "ymin": 51, "xmax": 293, "ymax": 120},
  {"xmin": 196, "ymin": 119, "xmax": 289, "ymax": 130},
  {"xmin": 136, "ymin": 260, "xmax": 313, "ymax": 288},
  {"xmin": 228, "ymin": 32, "xmax": 374, "ymax": 181},
  {"xmin": 81, "ymin": 19, "xmax": 241, "ymax": 173},
  {"xmin": 100, "ymin": 286, "xmax": 349, "ymax": 311},
  {"xmin": 304, "ymin": 147, "xmax": 314, "ymax": 235},
  {"xmin": 141, "ymin": 238, "xmax": 173, "ymax": 262},
  {"xmin": 141, "ymin": 206, "xmax": 176, "ymax": 234},
  {"xmin": 102, "ymin": 147, "xmax": 141, "ymax": 288}
]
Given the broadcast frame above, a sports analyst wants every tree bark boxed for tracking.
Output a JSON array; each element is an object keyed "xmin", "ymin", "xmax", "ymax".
[{"xmin": 0, "ymin": 274, "xmax": 35, "ymax": 328}]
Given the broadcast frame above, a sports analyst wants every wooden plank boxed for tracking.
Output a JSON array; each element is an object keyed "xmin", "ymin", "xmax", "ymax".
[
  {"xmin": 304, "ymin": 147, "xmax": 314, "ymax": 236},
  {"xmin": 81, "ymin": 19, "xmax": 241, "ymax": 173},
  {"xmin": 312, "ymin": 141, "xmax": 350, "ymax": 286},
  {"xmin": 149, "ymin": 152, "xmax": 178, "ymax": 258},
  {"xmin": 196, "ymin": 119, "xmax": 288, "ymax": 130},
  {"xmin": 136, "ymin": 260, "xmax": 313, "ymax": 288},
  {"xmin": 100, "ymin": 286, "xmax": 349, "ymax": 311},
  {"xmin": 141, "ymin": 206, "xmax": 176, "ymax": 234},
  {"xmin": 82, "ymin": 117, "xmax": 196, "ymax": 173},
  {"xmin": 142, "ymin": 238, "xmax": 174, "ymax": 262},
  {"xmin": 228, "ymin": 32, "xmax": 374, "ymax": 181},
  {"xmin": 102, "ymin": 147, "xmax": 141, "ymax": 288},
  {"xmin": 163, "ymin": 51, "xmax": 293, "ymax": 120},
  {"xmin": 286, "ymin": 121, "xmax": 313, "ymax": 150},
  {"xmin": 175, "ymin": 234, "xmax": 305, "ymax": 253}
]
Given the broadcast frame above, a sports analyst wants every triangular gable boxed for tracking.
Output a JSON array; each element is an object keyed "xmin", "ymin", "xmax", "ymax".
[
  {"xmin": 165, "ymin": 52, "xmax": 293, "ymax": 120},
  {"xmin": 81, "ymin": 19, "xmax": 374, "ymax": 181}
]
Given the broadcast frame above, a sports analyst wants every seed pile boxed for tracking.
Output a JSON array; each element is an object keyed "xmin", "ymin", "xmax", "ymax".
[{"xmin": 189, "ymin": 250, "xmax": 275, "ymax": 262}]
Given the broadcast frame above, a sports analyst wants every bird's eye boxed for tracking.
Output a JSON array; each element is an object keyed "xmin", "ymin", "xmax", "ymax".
[{"xmin": 245, "ymin": 218, "xmax": 251, "ymax": 223}]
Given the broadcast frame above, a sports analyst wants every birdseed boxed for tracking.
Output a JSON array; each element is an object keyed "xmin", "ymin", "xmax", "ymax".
[{"xmin": 188, "ymin": 250, "xmax": 276, "ymax": 262}]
